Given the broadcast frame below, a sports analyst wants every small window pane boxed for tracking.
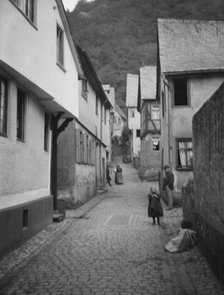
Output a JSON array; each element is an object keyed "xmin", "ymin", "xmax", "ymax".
[
  {"xmin": 17, "ymin": 89, "xmax": 26, "ymax": 141},
  {"xmin": 174, "ymin": 79, "xmax": 188, "ymax": 106}
]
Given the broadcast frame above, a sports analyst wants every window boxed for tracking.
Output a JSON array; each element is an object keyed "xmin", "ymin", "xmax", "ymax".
[
  {"xmin": 101, "ymin": 105, "xmax": 104, "ymax": 122},
  {"xmin": 57, "ymin": 24, "xmax": 64, "ymax": 66},
  {"xmin": 82, "ymin": 79, "xmax": 88, "ymax": 100},
  {"xmin": 95, "ymin": 96, "xmax": 98, "ymax": 115},
  {"xmin": 12, "ymin": 0, "xmax": 35, "ymax": 23},
  {"xmin": 22, "ymin": 209, "xmax": 28, "ymax": 229},
  {"xmin": 173, "ymin": 78, "xmax": 188, "ymax": 106},
  {"xmin": 80, "ymin": 131, "xmax": 84, "ymax": 163},
  {"xmin": 152, "ymin": 137, "xmax": 160, "ymax": 151},
  {"xmin": 151, "ymin": 106, "xmax": 160, "ymax": 120},
  {"xmin": 85, "ymin": 134, "xmax": 89, "ymax": 164},
  {"xmin": 177, "ymin": 139, "xmax": 193, "ymax": 170},
  {"xmin": 17, "ymin": 89, "xmax": 26, "ymax": 141},
  {"xmin": 104, "ymin": 107, "xmax": 106, "ymax": 124},
  {"xmin": 44, "ymin": 113, "xmax": 49, "ymax": 151},
  {"xmin": 0, "ymin": 77, "xmax": 8, "ymax": 136},
  {"xmin": 162, "ymin": 90, "xmax": 165, "ymax": 117},
  {"xmin": 88, "ymin": 138, "xmax": 92, "ymax": 164},
  {"xmin": 136, "ymin": 129, "xmax": 140, "ymax": 137},
  {"xmin": 130, "ymin": 110, "xmax": 135, "ymax": 117}
]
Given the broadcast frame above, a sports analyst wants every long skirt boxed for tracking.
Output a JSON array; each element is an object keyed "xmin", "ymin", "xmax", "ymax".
[{"xmin": 115, "ymin": 172, "xmax": 123, "ymax": 184}]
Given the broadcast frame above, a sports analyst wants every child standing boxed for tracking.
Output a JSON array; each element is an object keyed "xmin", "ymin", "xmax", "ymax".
[{"xmin": 147, "ymin": 187, "xmax": 163, "ymax": 225}]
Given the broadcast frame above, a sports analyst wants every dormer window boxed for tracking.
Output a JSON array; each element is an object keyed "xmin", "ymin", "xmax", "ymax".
[
  {"xmin": 82, "ymin": 79, "xmax": 88, "ymax": 100},
  {"xmin": 57, "ymin": 24, "xmax": 64, "ymax": 67}
]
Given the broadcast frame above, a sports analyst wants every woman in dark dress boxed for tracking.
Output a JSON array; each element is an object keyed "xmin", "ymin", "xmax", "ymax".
[
  {"xmin": 115, "ymin": 165, "xmax": 123, "ymax": 184},
  {"xmin": 147, "ymin": 187, "xmax": 163, "ymax": 225}
]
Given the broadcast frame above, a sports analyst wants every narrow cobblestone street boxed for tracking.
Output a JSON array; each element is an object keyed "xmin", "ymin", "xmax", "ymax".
[{"xmin": 0, "ymin": 162, "xmax": 224, "ymax": 295}]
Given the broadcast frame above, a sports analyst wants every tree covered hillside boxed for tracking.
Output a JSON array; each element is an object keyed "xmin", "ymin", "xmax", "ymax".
[{"xmin": 67, "ymin": 0, "xmax": 224, "ymax": 109}]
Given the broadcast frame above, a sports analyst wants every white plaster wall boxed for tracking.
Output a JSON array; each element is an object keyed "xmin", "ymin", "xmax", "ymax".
[
  {"xmin": 0, "ymin": 80, "xmax": 51, "ymax": 196},
  {"xmin": 0, "ymin": 0, "xmax": 79, "ymax": 116},
  {"xmin": 128, "ymin": 107, "xmax": 140, "ymax": 156},
  {"xmin": 101, "ymin": 108, "xmax": 110, "ymax": 147},
  {"xmin": 78, "ymin": 82, "xmax": 99, "ymax": 135}
]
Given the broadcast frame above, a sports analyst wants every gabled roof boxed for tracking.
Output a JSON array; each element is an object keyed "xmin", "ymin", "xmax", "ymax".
[
  {"xmin": 76, "ymin": 45, "xmax": 112, "ymax": 109},
  {"xmin": 126, "ymin": 74, "xmax": 138, "ymax": 107},
  {"xmin": 115, "ymin": 104, "xmax": 127, "ymax": 121},
  {"xmin": 158, "ymin": 18, "xmax": 224, "ymax": 75},
  {"xmin": 103, "ymin": 85, "xmax": 115, "ymax": 109}
]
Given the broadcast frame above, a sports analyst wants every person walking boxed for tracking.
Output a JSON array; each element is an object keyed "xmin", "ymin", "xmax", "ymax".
[
  {"xmin": 163, "ymin": 165, "xmax": 174, "ymax": 210},
  {"xmin": 106, "ymin": 164, "xmax": 112, "ymax": 186},
  {"xmin": 147, "ymin": 187, "xmax": 163, "ymax": 225}
]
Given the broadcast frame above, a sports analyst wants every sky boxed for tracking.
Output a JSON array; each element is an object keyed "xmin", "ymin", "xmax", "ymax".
[
  {"xmin": 62, "ymin": 0, "xmax": 94, "ymax": 11},
  {"xmin": 62, "ymin": 0, "xmax": 79, "ymax": 11}
]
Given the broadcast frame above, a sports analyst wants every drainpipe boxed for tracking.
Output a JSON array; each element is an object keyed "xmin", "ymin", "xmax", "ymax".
[
  {"xmin": 167, "ymin": 80, "xmax": 171, "ymax": 169},
  {"xmin": 100, "ymin": 103, "xmax": 103, "ymax": 188},
  {"xmin": 50, "ymin": 112, "xmax": 73, "ymax": 211}
]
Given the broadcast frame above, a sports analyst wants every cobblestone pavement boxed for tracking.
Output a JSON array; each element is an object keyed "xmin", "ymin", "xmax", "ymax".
[{"xmin": 0, "ymin": 163, "xmax": 224, "ymax": 295}]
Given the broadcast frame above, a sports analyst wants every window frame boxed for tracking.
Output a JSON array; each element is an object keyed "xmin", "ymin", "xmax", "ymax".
[
  {"xmin": 82, "ymin": 79, "xmax": 88, "ymax": 100},
  {"xmin": 173, "ymin": 78, "xmax": 190, "ymax": 107},
  {"xmin": 152, "ymin": 137, "xmax": 160, "ymax": 151},
  {"xmin": 0, "ymin": 77, "xmax": 8, "ymax": 137},
  {"xmin": 10, "ymin": 0, "xmax": 37, "ymax": 27},
  {"xmin": 95, "ymin": 96, "xmax": 98, "ymax": 115},
  {"xmin": 136, "ymin": 129, "xmax": 140, "ymax": 138},
  {"xmin": 56, "ymin": 24, "xmax": 64, "ymax": 69},
  {"xmin": 176, "ymin": 138, "xmax": 193, "ymax": 171},
  {"xmin": 17, "ymin": 89, "xmax": 26, "ymax": 142},
  {"xmin": 80, "ymin": 131, "xmax": 84, "ymax": 163}
]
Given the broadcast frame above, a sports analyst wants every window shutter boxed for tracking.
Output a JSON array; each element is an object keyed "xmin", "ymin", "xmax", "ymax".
[
  {"xmin": 83, "ymin": 134, "xmax": 87, "ymax": 164},
  {"xmin": 75, "ymin": 129, "xmax": 80, "ymax": 163}
]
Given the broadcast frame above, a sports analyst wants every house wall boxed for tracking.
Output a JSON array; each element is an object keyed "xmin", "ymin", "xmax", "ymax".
[
  {"xmin": 58, "ymin": 120, "xmax": 97, "ymax": 207},
  {"xmin": 140, "ymin": 134, "xmax": 160, "ymax": 169},
  {"xmin": 128, "ymin": 107, "xmax": 140, "ymax": 157},
  {"xmin": 161, "ymin": 75, "xmax": 224, "ymax": 190},
  {"xmin": 0, "ymin": 0, "xmax": 79, "ymax": 117},
  {"xmin": 58, "ymin": 80, "xmax": 109, "ymax": 206},
  {"xmin": 192, "ymin": 84, "xmax": 224, "ymax": 277},
  {"xmin": 0, "ymin": 79, "xmax": 51, "ymax": 196},
  {"xmin": 0, "ymin": 78, "xmax": 53, "ymax": 257},
  {"xmin": 79, "ymin": 82, "xmax": 99, "ymax": 135},
  {"xmin": 113, "ymin": 111, "xmax": 125, "ymax": 138}
]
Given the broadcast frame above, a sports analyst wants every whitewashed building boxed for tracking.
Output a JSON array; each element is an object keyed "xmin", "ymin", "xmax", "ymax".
[
  {"xmin": 57, "ymin": 45, "xmax": 112, "ymax": 207},
  {"xmin": 157, "ymin": 18, "xmax": 224, "ymax": 192},
  {"xmin": 126, "ymin": 73, "xmax": 140, "ymax": 160},
  {"xmin": 0, "ymin": 0, "xmax": 82, "ymax": 256}
]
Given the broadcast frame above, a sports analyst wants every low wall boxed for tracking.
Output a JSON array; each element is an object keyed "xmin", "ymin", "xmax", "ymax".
[
  {"xmin": 0, "ymin": 195, "xmax": 53, "ymax": 258},
  {"xmin": 193, "ymin": 81, "xmax": 224, "ymax": 281}
]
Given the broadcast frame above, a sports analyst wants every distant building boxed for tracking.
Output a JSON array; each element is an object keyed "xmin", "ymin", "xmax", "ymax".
[
  {"xmin": 157, "ymin": 18, "xmax": 224, "ymax": 193},
  {"xmin": 126, "ymin": 73, "xmax": 140, "ymax": 161},
  {"xmin": 137, "ymin": 66, "xmax": 160, "ymax": 170},
  {"xmin": 103, "ymin": 84, "xmax": 115, "ymax": 162},
  {"xmin": 112, "ymin": 104, "xmax": 127, "ymax": 145},
  {"xmin": 57, "ymin": 45, "xmax": 112, "ymax": 207},
  {"xmin": 0, "ymin": 0, "xmax": 82, "ymax": 256}
]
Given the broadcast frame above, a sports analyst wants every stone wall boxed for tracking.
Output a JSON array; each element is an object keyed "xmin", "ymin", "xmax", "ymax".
[{"xmin": 192, "ymin": 82, "xmax": 224, "ymax": 280}]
